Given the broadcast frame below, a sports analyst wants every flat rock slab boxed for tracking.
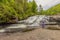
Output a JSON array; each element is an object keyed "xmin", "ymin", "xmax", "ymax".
[
  {"xmin": 0, "ymin": 24, "xmax": 36, "ymax": 33},
  {"xmin": 0, "ymin": 24, "xmax": 28, "ymax": 33},
  {"xmin": 7, "ymin": 24, "xmax": 27, "ymax": 29}
]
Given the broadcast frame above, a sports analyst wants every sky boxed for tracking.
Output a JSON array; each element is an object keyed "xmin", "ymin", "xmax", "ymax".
[{"xmin": 29, "ymin": 0, "xmax": 60, "ymax": 10}]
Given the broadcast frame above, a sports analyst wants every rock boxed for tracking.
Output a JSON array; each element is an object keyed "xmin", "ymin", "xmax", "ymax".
[
  {"xmin": 1, "ymin": 15, "xmax": 59, "ymax": 33},
  {"xmin": 0, "ymin": 15, "xmax": 49, "ymax": 33},
  {"xmin": 17, "ymin": 15, "xmax": 49, "ymax": 28},
  {"xmin": 49, "ymin": 16, "xmax": 60, "ymax": 22},
  {"xmin": 46, "ymin": 25, "xmax": 60, "ymax": 30},
  {"xmin": 23, "ymin": 15, "xmax": 49, "ymax": 27},
  {"xmin": 17, "ymin": 20, "xmax": 26, "ymax": 24},
  {"xmin": 0, "ymin": 29, "xmax": 6, "ymax": 33},
  {"xmin": 25, "ymin": 16, "xmax": 38, "ymax": 24},
  {"xmin": 22, "ymin": 15, "xmax": 60, "ymax": 25},
  {"xmin": 7, "ymin": 24, "xmax": 27, "ymax": 29},
  {"xmin": 4, "ymin": 24, "xmax": 28, "ymax": 33},
  {"xmin": 0, "ymin": 24, "xmax": 28, "ymax": 33}
]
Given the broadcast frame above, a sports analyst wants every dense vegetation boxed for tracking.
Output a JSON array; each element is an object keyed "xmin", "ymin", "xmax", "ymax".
[
  {"xmin": 44, "ymin": 4, "xmax": 60, "ymax": 15},
  {"xmin": 0, "ymin": 0, "xmax": 60, "ymax": 23},
  {"xmin": 0, "ymin": 0, "xmax": 38, "ymax": 23}
]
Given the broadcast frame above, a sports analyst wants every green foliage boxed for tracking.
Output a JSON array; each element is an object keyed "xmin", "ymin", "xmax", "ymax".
[
  {"xmin": 0, "ymin": 0, "xmax": 60, "ymax": 24},
  {"xmin": 45, "ymin": 4, "xmax": 60, "ymax": 15},
  {"xmin": 0, "ymin": 0, "xmax": 38, "ymax": 23},
  {"xmin": 31, "ymin": 0, "xmax": 37, "ymax": 13},
  {"xmin": 0, "ymin": 0, "xmax": 18, "ymax": 23},
  {"xmin": 38, "ymin": 4, "xmax": 60, "ymax": 15}
]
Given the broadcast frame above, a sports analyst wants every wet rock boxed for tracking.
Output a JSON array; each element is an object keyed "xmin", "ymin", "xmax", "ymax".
[
  {"xmin": 1, "ymin": 15, "xmax": 60, "ymax": 33},
  {"xmin": 19, "ymin": 15, "xmax": 49, "ymax": 27}
]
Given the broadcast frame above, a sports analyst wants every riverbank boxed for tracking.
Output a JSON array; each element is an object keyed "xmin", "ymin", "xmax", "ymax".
[{"xmin": 0, "ymin": 28, "xmax": 60, "ymax": 40}]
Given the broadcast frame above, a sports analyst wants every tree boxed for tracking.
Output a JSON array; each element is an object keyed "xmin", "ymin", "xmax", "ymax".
[
  {"xmin": 31, "ymin": 0, "xmax": 37, "ymax": 13},
  {"xmin": 0, "ymin": 0, "xmax": 38, "ymax": 23},
  {"xmin": 0, "ymin": 0, "xmax": 18, "ymax": 23}
]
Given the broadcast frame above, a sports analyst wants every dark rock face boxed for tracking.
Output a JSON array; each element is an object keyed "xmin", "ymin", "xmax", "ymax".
[
  {"xmin": 49, "ymin": 17, "xmax": 56, "ymax": 22},
  {"xmin": 48, "ymin": 16, "xmax": 60, "ymax": 25}
]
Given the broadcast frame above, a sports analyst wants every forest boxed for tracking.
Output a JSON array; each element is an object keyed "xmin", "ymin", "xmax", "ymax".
[{"xmin": 0, "ymin": 0, "xmax": 60, "ymax": 23}]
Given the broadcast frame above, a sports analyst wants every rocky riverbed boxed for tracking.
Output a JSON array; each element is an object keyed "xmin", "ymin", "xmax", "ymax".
[
  {"xmin": 0, "ymin": 15, "xmax": 60, "ymax": 33},
  {"xmin": 0, "ymin": 28, "xmax": 60, "ymax": 40},
  {"xmin": 0, "ymin": 15, "xmax": 60, "ymax": 40}
]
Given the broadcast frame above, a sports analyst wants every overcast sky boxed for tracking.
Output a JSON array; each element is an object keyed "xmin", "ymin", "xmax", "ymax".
[{"xmin": 29, "ymin": 0, "xmax": 60, "ymax": 10}]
